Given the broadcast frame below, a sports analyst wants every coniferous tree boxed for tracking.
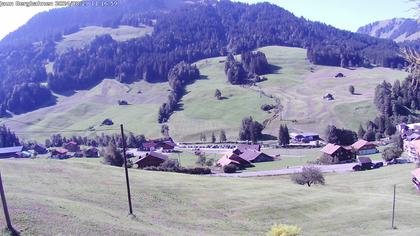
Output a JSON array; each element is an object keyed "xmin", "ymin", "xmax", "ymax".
[{"xmin": 219, "ymin": 129, "xmax": 227, "ymax": 143}]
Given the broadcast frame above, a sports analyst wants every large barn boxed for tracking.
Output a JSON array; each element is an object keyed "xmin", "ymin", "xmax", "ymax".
[
  {"xmin": 135, "ymin": 152, "xmax": 168, "ymax": 169},
  {"xmin": 0, "ymin": 146, "xmax": 23, "ymax": 159},
  {"xmin": 352, "ymin": 140, "xmax": 378, "ymax": 155},
  {"xmin": 320, "ymin": 143, "xmax": 356, "ymax": 163}
]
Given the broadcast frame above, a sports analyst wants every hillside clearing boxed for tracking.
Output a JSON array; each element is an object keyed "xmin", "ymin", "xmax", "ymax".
[
  {"xmin": 56, "ymin": 25, "xmax": 153, "ymax": 55},
  {"xmin": 0, "ymin": 158, "xmax": 419, "ymax": 235}
]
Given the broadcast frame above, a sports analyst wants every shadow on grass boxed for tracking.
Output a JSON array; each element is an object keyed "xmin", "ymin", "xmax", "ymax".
[
  {"xmin": 259, "ymin": 134, "xmax": 278, "ymax": 141},
  {"xmin": 268, "ymin": 64, "xmax": 282, "ymax": 74}
]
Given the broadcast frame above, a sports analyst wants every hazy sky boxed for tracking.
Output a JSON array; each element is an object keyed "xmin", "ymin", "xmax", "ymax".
[{"xmin": 0, "ymin": 0, "xmax": 417, "ymax": 40}]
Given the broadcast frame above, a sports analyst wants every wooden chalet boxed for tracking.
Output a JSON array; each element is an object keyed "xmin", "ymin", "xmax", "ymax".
[
  {"xmin": 142, "ymin": 141, "xmax": 157, "ymax": 151},
  {"xmin": 352, "ymin": 140, "xmax": 378, "ymax": 155},
  {"xmin": 320, "ymin": 143, "xmax": 356, "ymax": 163},
  {"xmin": 51, "ymin": 148, "xmax": 70, "ymax": 159},
  {"xmin": 135, "ymin": 152, "xmax": 168, "ymax": 169},
  {"xmin": 161, "ymin": 141, "xmax": 176, "ymax": 152},
  {"xmin": 0, "ymin": 146, "xmax": 23, "ymax": 159}
]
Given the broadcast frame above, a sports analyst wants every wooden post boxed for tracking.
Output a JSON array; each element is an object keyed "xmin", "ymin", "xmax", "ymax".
[
  {"xmin": 120, "ymin": 124, "xmax": 134, "ymax": 216},
  {"xmin": 391, "ymin": 184, "xmax": 396, "ymax": 229},
  {"xmin": 0, "ymin": 171, "xmax": 17, "ymax": 235}
]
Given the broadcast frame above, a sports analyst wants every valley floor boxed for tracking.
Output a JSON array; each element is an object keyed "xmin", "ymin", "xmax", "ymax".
[{"xmin": 0, "ymin": 158, "xmax": 419, "ymax": 235}]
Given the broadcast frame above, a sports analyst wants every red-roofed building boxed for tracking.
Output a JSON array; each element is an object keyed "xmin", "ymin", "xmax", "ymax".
[
  {"xmin": 141, "ymin": 141, "xmax": 158, "ymax": 151},
  {"xmin": 51, "ymin": 148, "xmax": 70, "ymax": 159},
  {"xmin": 219, "ymin": 153, "xmax": 254, "ymax": 168},
  {"xmin": 161, "ymin": 141, "xmax": 176, "ymax": 152},
  {"xmin": 321, "ymin": 143, "xmax": 356, "ymax": 163},
  {"xmin": 135, "ymin": 152, "xmax": 168, "ymax": 168},
  {"xmin": 352, "ymin": 140, "xmax": 378, "ymax": 155},
  {"xmin": 216, "ymin": 156, "xmax": 241, "ymax": 167},
  {"xmin": 239, "ymin": 149, "xmax": 274, "ymax": 163}
]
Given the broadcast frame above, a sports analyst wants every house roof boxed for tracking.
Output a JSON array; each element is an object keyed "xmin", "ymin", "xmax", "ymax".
[
  {"xmin": 225, "ymin": 153, "xmax": 251, "ymax": 164},
  {"xmin": 147, "ymin": 151, "xmax": 168, "ymax": 160},
  {"xmin": 412, "ymin": 168, "xmax": 420, "ymax": 180},
  {"xmin": 143, "ymin": 142, "xmax": 157, "ymax": 148},
  {"xmin": 0, "ymin": 146, "xmax": 23, "ymax": 154},
  {"xmin": 217, "ymin": 156, "xmax": 240, "ymax": 166},
  {"xmin": 357, "ymin": 156, "xmax": 372, "ymax": 164},
  {"xmin": 55, "ymin": 148, "xmax": 68, "ymax": 154},
  {"xmin": 352, "ymin": 139, "xmax": 377, "ymax": 151},
  {"xmin": 236, "ymin": 144, "xmax": 261, "ymax": 153},
  {"xmin": 162, "ymin": 141, "xmax": 176, "ymax": 147},
  {"xmin": 320, "ymin": 143, "xmax": 342, "ymax": 155},
  {"xmin": 135, "ymin": 151, "xmax": 168, "ymax": 164},
  {"xmin": 239, "ymin": 149, "xmax": 263, "ymax": 162}
]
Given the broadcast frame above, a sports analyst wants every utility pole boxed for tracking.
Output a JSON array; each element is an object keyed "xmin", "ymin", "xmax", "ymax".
[
  {"xmin": 0, "ymin": 171, "xmax": 17, "ymax": 235},
  {"xmin": 391, "ymin": 184, "xmax": 396, "ymax": 229},
  {"xmin": 120, "ymin": 124, "xmax": 134, "ymax": 216}
]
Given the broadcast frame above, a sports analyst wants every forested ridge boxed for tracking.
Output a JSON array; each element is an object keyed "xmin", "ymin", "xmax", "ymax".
[{"xmin": 0, "ymin": 0, "xmax": 409, "ymax": 116}]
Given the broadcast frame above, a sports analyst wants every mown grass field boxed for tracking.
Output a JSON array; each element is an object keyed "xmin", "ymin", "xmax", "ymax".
[
  {"xmin": 0, "ymin": 158, "xmax": 419, "ymax": 235},
  {"xmin": 0, "ymin": 46, "xmax": 409, "ymax": 143},
  {"xmin": 56, "ymin": 25, "xmax": 153, "ymax": 55}
]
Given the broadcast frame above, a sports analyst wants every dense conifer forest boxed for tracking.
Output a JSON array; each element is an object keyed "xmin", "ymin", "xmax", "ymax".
[{"xmin": 0, "ymin": 0, "xmax": 410, "ymax": 115}]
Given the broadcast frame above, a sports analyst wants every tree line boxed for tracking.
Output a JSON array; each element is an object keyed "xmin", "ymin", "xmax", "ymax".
[
  {"xmin": 0, "ymin": 0, "xmax": 407, "ymax": 115},
  {"xmin": 224, "ymin": 51, "xmax": 270, "ymax": 85},
  {"xmin": 158, "ymin": 62, "xmax": 200, "ymax": 123},
  {"xmin": 0, "ymin": 125, "xmax": 20, "ymax": 148}
]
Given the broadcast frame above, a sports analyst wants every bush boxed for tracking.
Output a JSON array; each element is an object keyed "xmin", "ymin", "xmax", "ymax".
[
  {"xmin": 266, "ymin": 224, "xmax": 302, "ymax": 236},
  {"xmin": 223, "ymin": 164, "xmax": 237, "ymax": 173},
  {"xmin": 144, "ymin": 163, "xmax": 211, "ymax": 175},
  {"xmin": 261, "ymin": 104, "xmax": 275, "ymax": 111},
  {"xmin": 382, "ymin": 147, "xmax": 403, "ymax": 162},
  {"xmin": 160, "ymin": 159, "xmax": 180, "ymax": 170},
  {"xmin": 316, "ymin": 154, "xmax": 336, "ymax": 165},
  {"xmin": 291, "ymin": 166, "xmax": 325, "ymax": 187},
  {"xmin": 205, "ymin": 158, "xmax": 215, "ymax": 167},
  {"xmin": 102, "ymin": 143, "xmax": 124, "ymax": 167},
  {"xmin": 196, "ymin": 154, "xmax": 207, "ymax": 166}
]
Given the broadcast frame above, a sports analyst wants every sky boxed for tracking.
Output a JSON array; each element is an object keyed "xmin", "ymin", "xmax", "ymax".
[{"xmin": 0, "ymin": 0, "xmax": 417, "ymax": 40}]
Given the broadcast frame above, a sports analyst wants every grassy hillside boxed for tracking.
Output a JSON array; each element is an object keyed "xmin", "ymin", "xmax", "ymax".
[
  {"xmin": 1, "ymin": 79, "xmax": 170, "ymax": 141},
  {"xmin": 168, "ymin": 57, "xmax": 274, "ymax": 141},
  {"xmin": 170, "ymin": 46, "xmax": 408, "ymax": 141},
  {"xmin": 56, "ymin": 25, "xmax": 153, "ymax": 55},
  {"xmin": 253, "ymin": 46, "xmax": 408, "ymax": 137},
  {"xmin": 0, "ymin": 46, "xmax": 409, "ymax": 142},
  {"xmin": 0, "ymin": 158, "xmax": 419, "ymax": 235}
]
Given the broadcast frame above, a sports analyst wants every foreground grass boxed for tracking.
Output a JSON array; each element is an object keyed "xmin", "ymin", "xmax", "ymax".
[{"xmin": 0, "ymin": 158, "xmax": 419, "ymax": 235}]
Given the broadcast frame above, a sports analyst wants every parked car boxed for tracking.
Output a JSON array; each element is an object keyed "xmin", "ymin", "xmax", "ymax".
[
  {"xmin": 352, "ymin": 163, "xmax": 372, "ymax": 171},
  {"xmin": 372, "ymin": 162, "xmax": 383, "ymax": 169}
]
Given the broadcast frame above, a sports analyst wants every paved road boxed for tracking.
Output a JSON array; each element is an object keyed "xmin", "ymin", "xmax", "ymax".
[{"xmin": 211, "ymin": 163, "xmax": 361, "ymax": 177}]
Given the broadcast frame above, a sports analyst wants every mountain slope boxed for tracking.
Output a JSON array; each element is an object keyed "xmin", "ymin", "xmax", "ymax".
[
  {"xmin": 357, "ymin": 18, "xmax": 420, "ymax": 42},
  {"xmin": 2, "ymin": 46, "xmax": 408, "ymax": 142}
]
